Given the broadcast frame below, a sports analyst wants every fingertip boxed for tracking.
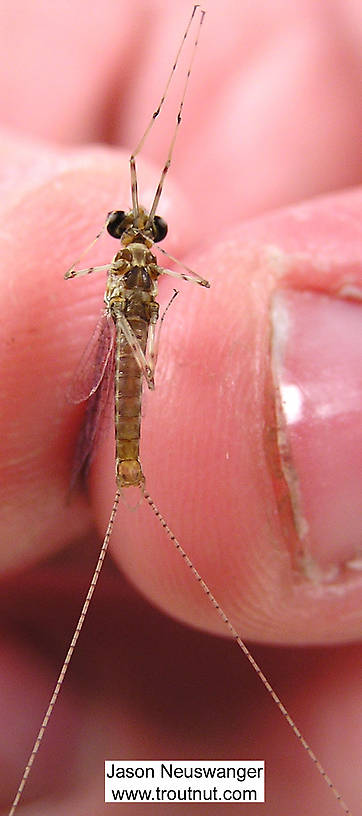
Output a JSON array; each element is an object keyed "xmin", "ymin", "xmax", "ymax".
[{"xmin": 103, "ymin": 190, "xmax": 362, "ymax": 646}]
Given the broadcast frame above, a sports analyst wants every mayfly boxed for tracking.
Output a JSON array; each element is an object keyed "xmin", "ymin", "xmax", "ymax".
[{"xmin": 7, "ymin": 6, "xmax": 352, "ymax": 816}]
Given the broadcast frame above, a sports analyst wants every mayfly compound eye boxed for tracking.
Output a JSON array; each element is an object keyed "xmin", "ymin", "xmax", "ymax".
[
  {"xmin": 152, "ymin": 215, "xmax": 168, "ymax": 242},
  {"xmin": 106, "ymin": 210, "xmax": 127, "ymax": 238}
]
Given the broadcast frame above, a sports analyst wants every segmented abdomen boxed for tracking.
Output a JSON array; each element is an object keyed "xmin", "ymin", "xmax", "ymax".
[{"xmin": 114, "ymin": 313, "xmax": 148, "ymax": 487}]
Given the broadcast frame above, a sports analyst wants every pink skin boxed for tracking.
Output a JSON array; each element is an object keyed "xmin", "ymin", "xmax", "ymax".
[{"xmin": 0, "ymin": 2, "xmax": 361, "ymax": 814}]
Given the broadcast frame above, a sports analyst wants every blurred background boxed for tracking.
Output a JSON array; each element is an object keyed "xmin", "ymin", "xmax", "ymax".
[{"xmin": 0, "ymin": 0, "xmax": 361, "ymax": 236}]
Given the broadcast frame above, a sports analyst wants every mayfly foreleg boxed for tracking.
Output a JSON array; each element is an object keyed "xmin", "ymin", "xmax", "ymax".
[
  {"xmin": 129, "ymin": 5, "xmax": 204, "ymax": 225},
  {"xmin": 130, "ymin": 155, "xmax": 139, "ymax": 219},
  {"xmin": 147, "ymin": 7, "xmax": 205, "ymax": 223}
]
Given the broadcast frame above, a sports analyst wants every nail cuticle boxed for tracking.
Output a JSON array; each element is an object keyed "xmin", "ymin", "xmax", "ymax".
[{"xmin": 269, "ymin": 288, "xmax": 362, "ymax": 581}]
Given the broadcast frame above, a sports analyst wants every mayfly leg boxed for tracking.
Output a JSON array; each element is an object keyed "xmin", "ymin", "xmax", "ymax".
[
  {"xmin": 148, "ymin": 288, "xmax": 179, "ymax": 375},
  {"xmin": 130, "ymin": 3, "xmax": 205, "ymax": 223}
]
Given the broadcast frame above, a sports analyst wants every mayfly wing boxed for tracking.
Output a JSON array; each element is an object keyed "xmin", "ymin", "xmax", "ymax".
[
  {"xmin": 68, "ymin": 310, "xmax": 115, "ymax": 404},
  {"xmin": 69, "ymin": 340, "xmax": 115, "ymax": 491},
  {"xmin": 67, "ymin": 311, "xmax": 115, "ymax": 490}
]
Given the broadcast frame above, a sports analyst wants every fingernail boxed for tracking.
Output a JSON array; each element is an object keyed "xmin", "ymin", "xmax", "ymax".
[{"xmin": 271, "ymin": 289, "xmax": 361, "ymax": 580}]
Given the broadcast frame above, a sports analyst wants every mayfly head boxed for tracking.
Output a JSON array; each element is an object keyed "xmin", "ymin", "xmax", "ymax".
[{"xmin": 106, "ymin": 207, "xmax": 168, "ymax": 247}]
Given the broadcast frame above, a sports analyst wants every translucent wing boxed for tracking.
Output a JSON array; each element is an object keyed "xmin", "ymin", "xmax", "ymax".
[
  {"xmin": 68, "ymin": 310, "xmax": 115, "ymax": 404},
  {"xmin": 69, "ymin": 340, "xmax": 115, "ymax": 492}
]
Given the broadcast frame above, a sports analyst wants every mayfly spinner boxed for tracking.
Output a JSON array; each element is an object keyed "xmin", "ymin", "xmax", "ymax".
[{"xmin": 7, "ymin": 6, "xmax": 352, "ymax": 816}]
